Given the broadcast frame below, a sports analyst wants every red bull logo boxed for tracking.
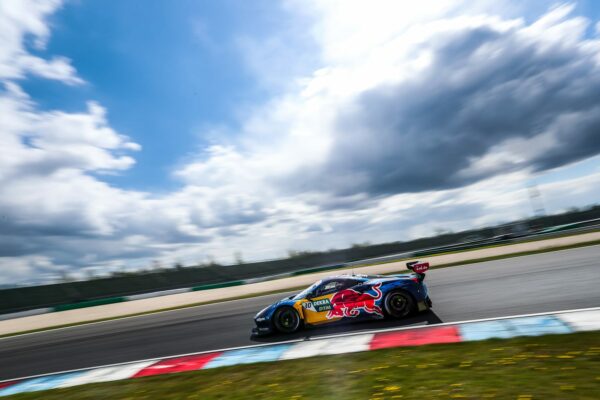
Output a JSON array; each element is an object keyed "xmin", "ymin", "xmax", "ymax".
[{"xmin": 326, "ymin": 282, "xmax": 383, "ymax": 319}]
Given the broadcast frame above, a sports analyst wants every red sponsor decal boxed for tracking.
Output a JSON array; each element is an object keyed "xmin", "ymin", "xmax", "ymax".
[
  {"xmin": 133, "ymin": 352, "xmax": 222, "ymax": 378},
  {"xmin": 369, "ymin": 326, "xmax": 460, "ymax": 350},
  {"xmin": 412, "ymin": 262, "xmax": 429, "ymax": 274},
  {"xmin": 326, "ymin": 283, "xmax": 384, "ymax": 319}
]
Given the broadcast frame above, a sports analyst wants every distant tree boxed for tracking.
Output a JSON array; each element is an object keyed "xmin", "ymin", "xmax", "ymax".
[
  {"xmin": 206, "ymin": 255, "xmax": 219, "ymax": 267},
  {"xmin": 59, "ymin": 269, "xmax": 73, "ymax": 283},
  {"xmin": 173, "ymin": 262, "xmax": 184, "ymax": 270},
  {"xmin": 234, "ymin": 251, "xmax": 244, "ymax": 265},
  {"xmin": 434, "ymin": 228, "xmax": 448, "ymax": 236},
  {"xmin": 287, "ymin": 249, "xmax": 317, "ymax": 259}
]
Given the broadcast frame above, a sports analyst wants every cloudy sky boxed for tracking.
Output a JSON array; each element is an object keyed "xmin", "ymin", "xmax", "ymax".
[{"xmin": 1, "ymin": 0, "xmax": 600, "ymax": 285}]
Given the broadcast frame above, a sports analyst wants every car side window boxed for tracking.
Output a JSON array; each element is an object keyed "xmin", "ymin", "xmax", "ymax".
[
  {"xmin": 341, "ymin": 279, "xmax": 362, "ymax": 289},
  {"xmin": 313, "ymin": 279, "xmax": 360, "ymax": 297},
  {"xmin": 312, "ymin": 281, "xmax": 337, "ymax": 297}
]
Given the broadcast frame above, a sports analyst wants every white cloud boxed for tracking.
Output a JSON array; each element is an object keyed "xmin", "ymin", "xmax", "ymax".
[
  {"xmin": 2, "ymin": 1, "xmax": 600, "ymax": 285},
  {"xmin": 0, "ymin": 0, "xmax": 83, "ymax": 84}
]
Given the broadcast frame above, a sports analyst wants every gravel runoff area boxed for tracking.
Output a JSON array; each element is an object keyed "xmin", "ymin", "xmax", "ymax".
[{"xmin": 2, "ymin": 230, "xmax": 599, "ymax": 336}]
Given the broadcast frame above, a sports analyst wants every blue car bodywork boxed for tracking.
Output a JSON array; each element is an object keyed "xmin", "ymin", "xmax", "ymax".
[{"xmin": 252, "ymin": 262, "xmax": 432, "ymax": 336}]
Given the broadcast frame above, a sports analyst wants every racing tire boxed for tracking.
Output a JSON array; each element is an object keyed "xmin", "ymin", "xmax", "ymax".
[
  {"xmin": 273, "ymin": 306, "xmax": 302, "ymax": 333},
  {"xmin": 384, "ymin": 290, "xmax": 416, "ymax": 319}
]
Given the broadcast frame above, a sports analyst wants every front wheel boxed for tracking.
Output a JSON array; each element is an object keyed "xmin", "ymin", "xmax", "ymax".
[
  {"xmin": 273, "ymin": 307, "xmax": 301, "ymax": 333},
  {"xmin": 384, "ymin": 290, "xmax": 415, "ymax": 319}
]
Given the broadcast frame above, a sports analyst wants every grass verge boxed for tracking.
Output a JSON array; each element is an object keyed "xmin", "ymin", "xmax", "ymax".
[
  {"xmin": 2, "ymin": 236, "xmax": 599, "ymax": 339},
  {"xmin": 8, "ymin": 330, "xmax": 600, "ymax": 399}
]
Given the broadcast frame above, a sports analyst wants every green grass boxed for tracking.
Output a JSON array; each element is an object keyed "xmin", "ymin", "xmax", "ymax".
[
  {"xmin": 8, "ymin": 331, "xmax": 600, "ymax": 399},
  {"xmin": 2, "ymin": 234, "xmax": 599, "ymax": 339}
]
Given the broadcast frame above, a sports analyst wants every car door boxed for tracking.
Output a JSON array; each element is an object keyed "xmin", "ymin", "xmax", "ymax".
[{"xmin": 301, "ymin": 279, "xmax": 361, "ymax": 324}]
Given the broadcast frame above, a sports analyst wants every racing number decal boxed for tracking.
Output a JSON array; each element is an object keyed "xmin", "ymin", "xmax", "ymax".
[{"xmin": 302, "ymin": 298, "xmax": 333, "ymax": 312}]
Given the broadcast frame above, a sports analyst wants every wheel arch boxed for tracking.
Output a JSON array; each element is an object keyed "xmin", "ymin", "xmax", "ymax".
[
  {"xmin": 292, "ymin": 301, "xmax": 306, "ymax": 321},
  {"xmin": 272, "ymin": 304, "xmax": 303, "ymax": 333},
  {"xmin": 383, "ymin": 287, "xmax": 418, "ymax": 318},
  {"xmin": 384, "ymin": 286, "xmax": 417, "ymax": 303}
]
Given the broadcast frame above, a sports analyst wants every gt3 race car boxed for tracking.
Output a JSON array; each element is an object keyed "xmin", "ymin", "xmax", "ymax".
[{"xmin": 252, "ymin": 261, "xmax": 431, "ymax": 336}]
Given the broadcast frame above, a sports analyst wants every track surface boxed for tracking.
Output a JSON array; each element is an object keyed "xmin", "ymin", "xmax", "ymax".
[{"xmin": 1, "ymin": 245, "xmax": 599, "ymax": 380}]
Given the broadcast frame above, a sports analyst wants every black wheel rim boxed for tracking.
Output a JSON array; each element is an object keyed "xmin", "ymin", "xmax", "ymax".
[
  {"xmin": 277, "ymin": 309, "xmax": 298, "ymax": 332},
  {"xmin": 388, "ymin": 293, "xmax": 408, "ymax": 315}
]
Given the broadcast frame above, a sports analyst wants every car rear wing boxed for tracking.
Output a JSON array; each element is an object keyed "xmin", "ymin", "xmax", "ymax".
[{"xmin": 406, "ymin": 261, "xmax": 430, "ymax": 282}]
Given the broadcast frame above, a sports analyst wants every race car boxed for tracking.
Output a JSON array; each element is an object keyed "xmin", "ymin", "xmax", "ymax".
[{"xmin": 252, "ymin": 261, "xmax": 431, "ymax": 336}]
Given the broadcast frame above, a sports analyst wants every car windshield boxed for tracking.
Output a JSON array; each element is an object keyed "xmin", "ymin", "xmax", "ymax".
[{"xmin": 293, "ymin": 280, "xmax": 322, "ymax": 300}]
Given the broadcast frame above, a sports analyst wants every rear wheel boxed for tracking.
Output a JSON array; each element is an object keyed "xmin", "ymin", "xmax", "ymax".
[
  {"xmin": 384, "ymin": 290, "xmax": 415, "ymax": 318},
  {"xmin": 273, "ymin": 306, "xmax": 301, "ymax": 333}
]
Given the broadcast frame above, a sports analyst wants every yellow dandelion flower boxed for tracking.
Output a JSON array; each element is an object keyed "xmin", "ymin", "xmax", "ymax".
[{"xmin": 384, "ymin": 385, "xmax": 401, "ymax": 391}]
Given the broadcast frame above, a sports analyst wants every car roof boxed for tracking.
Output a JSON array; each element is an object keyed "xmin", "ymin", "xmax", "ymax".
[{"xmin": 322, "ymin": 274, "xmax": 372, "ymax": 281}]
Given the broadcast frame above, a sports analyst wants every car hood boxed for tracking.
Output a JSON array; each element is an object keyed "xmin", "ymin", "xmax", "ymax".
[{"xmin": 254, "ymin": 296, "xmax": 296, "ymax": 319}]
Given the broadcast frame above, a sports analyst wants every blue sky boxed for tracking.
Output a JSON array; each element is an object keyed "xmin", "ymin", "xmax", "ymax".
[
  {"xmin": 1, "ymin": 0, "xmax": 600, "ymax": 285},
  {"xmin": 22, "ymin": 0, "xmax": 300, "ymax": 191}
]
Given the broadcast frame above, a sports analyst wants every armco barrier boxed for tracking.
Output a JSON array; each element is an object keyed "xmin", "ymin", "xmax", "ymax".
[
  {"xmin": 53, "ymin": 297, "xmax": 125, "ymax": 312},
  {"xmin": 1, "ymin": 307, "xmax": 598, "ymax": 397},
  {"xmin": 191, "ymin": 280, "xmax": 244, "ymax": 291}
]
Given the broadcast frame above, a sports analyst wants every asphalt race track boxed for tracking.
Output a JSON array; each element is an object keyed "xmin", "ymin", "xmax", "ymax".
[{"xmin": 1, "ymin": 245, "xmax": 599, "ymax": 381}]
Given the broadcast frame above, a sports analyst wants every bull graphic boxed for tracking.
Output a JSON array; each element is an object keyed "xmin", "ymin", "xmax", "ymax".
[{"xmin": 326, "ymin": 282, "xmax": 383, "ymax": 319}]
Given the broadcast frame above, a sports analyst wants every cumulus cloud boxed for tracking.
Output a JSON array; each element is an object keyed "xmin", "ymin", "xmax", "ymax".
[
  {"xmin": 301, "ymin": 4, "xmax": 600, "ymax": 196},
  {"xmin": 0, "ymin": 0, "xmax": 83, "ymax": 84},
  {"xmin": 169, "ymin": 2, "xmax": 600, "ymax": 257},
  {"xmin": 2, "ymin": 1, "xmax": 600, "ymax": 285}
]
